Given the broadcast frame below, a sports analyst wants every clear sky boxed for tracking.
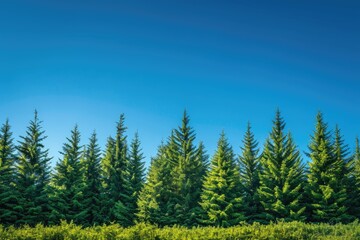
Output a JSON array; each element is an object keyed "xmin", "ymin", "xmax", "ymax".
[{"xmin": 0, "ymin": 0, "xmax": 359, "ymax": 168}]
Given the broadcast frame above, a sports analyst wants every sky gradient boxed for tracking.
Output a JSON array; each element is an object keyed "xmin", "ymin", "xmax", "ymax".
[{"xmin": 0, "ymin": 0, "xmax": 359, "ymax": 167}]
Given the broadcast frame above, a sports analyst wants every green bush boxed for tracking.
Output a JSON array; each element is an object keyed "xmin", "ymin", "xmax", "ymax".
[{"xmin": 1, "ymin": 221, "xmax": 360, "ymax": 240}]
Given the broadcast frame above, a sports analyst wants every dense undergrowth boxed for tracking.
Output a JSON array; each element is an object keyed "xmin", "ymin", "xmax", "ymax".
[{"xmin": 1, "ymin": 221, "xmax": 360, "ymax": 240}]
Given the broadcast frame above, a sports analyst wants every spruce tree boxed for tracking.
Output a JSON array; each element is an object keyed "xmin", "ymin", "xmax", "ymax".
[
  {"xmin": 136, "ymin": 140, "xmax": 177, "ymax": 226},
  {"xmin": 196, "ymin": 141, "xmax": 209, "ymax": 178},
  {"xmin": 100, "ymin": 136, "xmax": 115, "ymax": 223},
  {"xmin": 258, "ymin": 110, "xmax": 306, "ymax": 222},
  {"xmin": 82, "ymin": 132, "xmax": 103, "ymax": 225},
  {"xmin": 333, "ymin": 126, "xmax": 354, "ymax": 221},
  {"xmin": 16, "ymin": 111, "xmax": 52, "ymax": 226},
  {"xmin": 306, "ymin": 112, "xmax": 351, "ymax": 223},
  {"xmin": 239, "ymin": 122, "xmax": 262, "ymax": 223},
  {"xmin": 172, "ymin": 111, "xmax": 208, "ymax": 226},
  {"xmin": 200, "ymin": 132, "xmax": 245, "ymax": 227},
  {"xmin": 350, "ymin": 137, "xmax": 360, "ymax": 218},
  {"xmin": 49, "ymin": 125, "xmax": 87, "ymax": 225},
  {"xmin": 127, "ymin": 132, "xmax": 145, "ymax": 224},
  {"xmin": 102, "ymin": 114, "xmax": 132, "ymax": 226},
  {"xmin": 0, "ymin": 120, "xmax": 20, "ymax": 225}
]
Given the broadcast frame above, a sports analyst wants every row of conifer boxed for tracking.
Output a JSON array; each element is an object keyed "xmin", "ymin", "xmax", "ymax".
[{"xmin": 0, "ymin": 110, "xmax": 359, "ymax": 227}]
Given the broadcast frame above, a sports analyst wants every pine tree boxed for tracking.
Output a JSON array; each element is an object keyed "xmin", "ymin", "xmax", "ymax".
[
  {"xmin": 172, "ymin": 111, "xmax": 208, "ymax": 226},
  {"xmin": 332, "ymin": 125, "xmax": 354, "ymax": 221},
  {"xmin": 100, "ymin": 136, "xmax": 115, "ymax": 224},
  {"xmin": 306, "ymin": 112, "xmax": 351, "ymax": 223},
  {"xmin": 49, "ymin": 125, "xmax": 87, "ymax": 225},
  {"xmin": 82, "ymin": 131, "xmax": 103, "ymax": 225},
  {"xmin": 196, "ymin": 141, "xmax": 209, "ymax": 178},
  {"xmin": 239, "ymin": 122, "xmax": 262, "ymax": 223},
  {"xmin": 127, "ymin": 132, "xmax": 145, "ymax": 224},
  {"xmin": 350, "ymin": 137, "xmax": 360, "ymax": 218},
  {"xmin": 136, "ymin": 140, "xmax": 177, "ymax": 226},
  {"xmin": 200, "ymin": 132, "xmax": 245, "ymax": 227},
  {"xmin": 102, "ymin": 114, "xmax": 132, "ymax": 226},
  {"xmin": 0, "ymin": 120, "xmax": 20, "ymax": 225},
  {"xmin": 16, "ymin": 111, "xmax": 52, "ymax": 226},
  {"xmin": 258, "ymin": 110, "xmax": 306, "ymax": 222}
]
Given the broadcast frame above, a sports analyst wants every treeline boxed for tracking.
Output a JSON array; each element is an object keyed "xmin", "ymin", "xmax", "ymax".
[{"xmin": 1, "ymin": 110, "xmax": 360, "ymax": 227}]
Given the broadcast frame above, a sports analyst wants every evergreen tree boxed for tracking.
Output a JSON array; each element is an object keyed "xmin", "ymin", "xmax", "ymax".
[
  {"xmin": 127, "ymin": 132, "xmax": 145, "ymax": 224},
  {"xmin": 200, "ymin": 132, "xmax": 245, "ymax": 227},
  {"xmin": 258, "ymin": 110, "xmax": 306, "ymax": 222},
  {"xmin": 306, "ymin": 112, "xmax": 351, "ymax": 223},
  {"xmin": 239, "ymin": 122, "xmax": 262, "ymax": 223},
  {"xmin": 49, "ymin": 125, "xmax": 87, "ymax": 225},
  {"xmin": 82, "ymin": 132, "xmax": 103, "ymax": 225},
  {"xmin": 136, "ymin": 140, "xmax": 177, "ymax": 226},
  {"xmin": 172, "ymin": 111, "xmax": 208, "ymax": 226},
  {"xmin": 100, "ymin": 136, "xmax": 115, "ymax": 223},
  {"xmin": 332, "ymin": 126, "xmax": 354, "ymax": 221},
  {"xmin": 102, "ymin": 114, "xmax": 132, "ymax": 226},
  {"xmin": 0, "ymin": 120, "xmax": 20, "ymax": 225},
  {"xmin": 196, "ymin": 141, "xmax": 209, "ymax": 178},
  {"xmin": 16, "ymin": 111, "xmax": 52, "ymax": 226},
  {"xmin": 350, "ymin": 137, "xmax": 360, "ymax": 218}
]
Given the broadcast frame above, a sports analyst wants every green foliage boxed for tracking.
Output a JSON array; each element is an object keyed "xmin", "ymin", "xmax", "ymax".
[
  {"xmin": 239, "ymin": 122, "xmax": 262, "ymax": 223},
  {"xmin": 333, "ymin": 126, "xmax": 355, "ymax": 221},
  {"xmin": 0, "ymin": 120, "xmax": 20, "ymax": 225},
  {"xmin": 49, "ymin": 125, "xmax": 87, "ymax": 225},
  {"xmin": 16, "ymin": 111, "xmax": 52, "ymax": 226},
  {"xmin": 136, "ymin": 141, "xmax": 177, "ymax": 226},
  {"xmin": 350, "ymin": 138, "xmax": 360, "ymax": 218},
  {"xmin": 171, "ymin": 111, "xmax": 208, "ymax": 226},
  {"xmin": 306, "ymin": 112, "xmax": 351, "ymax": 223},
  {"xmin": 200, "ymin": 132, "xmax": 245, "ymax": 227},
  {"xmin": 127, "ymin": 132, "xmax": 146, "ymax": 224},
  {"xmin": 3, "ymin": 110, "xmax": 360, "ymax": 227},
  {"xmin": 100, "ymin": 136, "xmax": 116, "ymax": 223},
  {"xmin": 81, "ymin": 131, "xmax": 103, "ymax": 225},
  {"xmin": 2, "ymin": 221, "xmax": 360, "ymax": 239},
  {"xmin": 101, "ymin": 114, "xmax": 132, "ymax": 226},
  {"xmin": 258, "ymin": 110, "xmax": 306, "ymax": 222},
  {"xmin": 138, "ymin": 112, "xmax": 208, "ymax": 227}
]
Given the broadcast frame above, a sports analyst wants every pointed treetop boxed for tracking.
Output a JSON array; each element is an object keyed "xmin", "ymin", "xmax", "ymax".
[
  {"xmin": 315, "ymin": 111, "xmax": 329, "ymax": 133},
  {"xmin": 334, "ymin": 125, "xmax": 346, "ymax": 147},
  {"xmin": 217, "ymin": 130, "xmax": 232, "ymax": 153},
  {"xmin": 34, "ymin": 109, "xmax": 38, "ymax": 121},
  {"xmin": 242, "ymin": 122, "xmax": 258, "ymax": 148},
  {"xmin": 116, "ymin": 114, "xmax": 127, "ymax": 141},
  {"xmin": 273, "ymin": 109, "xmax": 285, "ymax": 133},
  {"xmin": 180, "ymin": 110, "xmax": 192, "ymax": 133},
  {"xmin": 1, "ymin": 119, "xmax": 11, "ymax": 136}
]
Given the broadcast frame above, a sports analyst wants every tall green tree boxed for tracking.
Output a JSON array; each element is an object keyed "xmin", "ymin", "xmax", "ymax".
[
  {"xmin": 306, "ymin": 112, "xmax": 351, "ymax": 223},
  {"xmin": 258, "ymin": 110, "xmax": 306, "ymax": 222},
  {"xmin": 127, "ymin": 132, "xmax": 145, "ymax": 224},
  {"xmin": 136, "ymin": 138, "xmax": 178, "ymax": 226},
  {"xmin": 82, "ymin": 132, "xmax": 103, "ymax": 225},
  {"xmin": 332, "ymin": 126, "xmax": 354, "ymax": 221},
  {"xmin": 200, "ymin": 132, "xmax": 245, "ymax": 227},
  {"xmin": 16, "ymin": 111, "xmax": 52, "ymax": 226},
  {"xmin": 50, "ymin": 125, "xmax": 87, "ymax": 225},
  {"xmin": 350, "ymin": 137, "xmax": 360, "ymax": 218},
  {"xmin": 239, "ymin": 122, "xmax": 262, "ymax": 223},
  {"xmin": 100, "ymin": 136, "xmax": 115, "ymax": 223},
  {"xmin": 0, "ymin": 120, "xmax": 20, "ymax": 225},
  {"xmin": 172, "ymin": 111, "xmax": 208, "ymax": 226},
  {"xmin": 102, "ymin": 114, "xmax": 132, "ymax": 226}
]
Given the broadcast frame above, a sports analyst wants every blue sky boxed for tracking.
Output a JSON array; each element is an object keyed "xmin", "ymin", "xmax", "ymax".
[{"xmin": 0, "ymin": 1, "xmax": 359, "ymax": 167}]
